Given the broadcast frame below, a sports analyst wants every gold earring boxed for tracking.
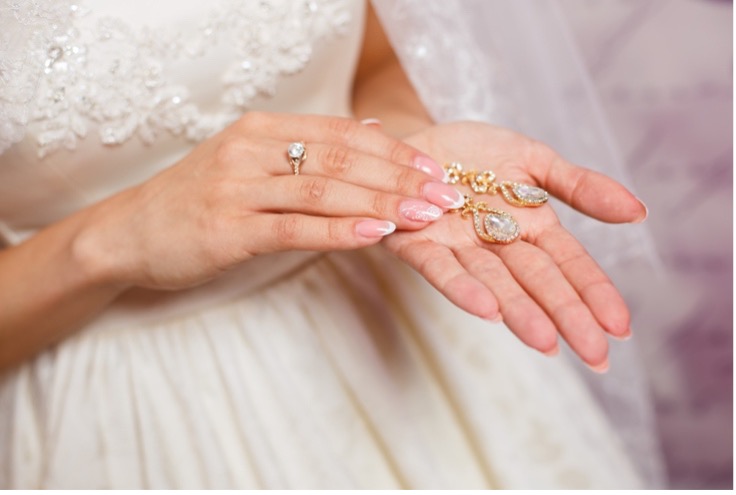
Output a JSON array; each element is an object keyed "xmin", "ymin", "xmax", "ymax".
[
  {"xmin": 451, "ymin": 195, "xmax": 520, "ymax": 244},
  {"xmin": 444, "ymin": 162, "xmax": 549, "ymax": 207}
]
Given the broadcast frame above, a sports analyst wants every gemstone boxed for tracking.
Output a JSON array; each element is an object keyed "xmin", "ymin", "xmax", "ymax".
[
  {"xmin": 484, "ymin": 211, "xmax": 519, "ymax": 242},
  {"xmin": 288, "ymin": 142, "xmax": 305, "ymax": 159},
  {"xmin": 512, "ymin": 183, "xmax": 547, "ymax": 203},
  {"xmin": 486, "ymin": 214, "xmax": 514, "ymax": 234}
]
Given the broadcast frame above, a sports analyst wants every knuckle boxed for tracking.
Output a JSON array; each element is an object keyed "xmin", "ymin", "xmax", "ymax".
[
  {"xmin": 579, "ymin": 279, "xmax": 611, "ymax": 298},
  {"xmin": 525, "ymin": 256, "xmax": 552, "ymax": 280},
  {"xmin": 202, "ymin": 180, "xmax": 230, "ymax": 212},
  {"xmin": 327, "ymin": 117, "xmax": 358, "ymax": 141},
  {"xmin": 299, "ymin": 177, "xmax": 329, "ymax": 204},
  {"xmin": 393, "ymin": 166, "xmax": 422, "ymax": 194},
  {"xmin": 215, "ymin": 136, "xmax": 251, "ymax": 167},
  {"xmin": 274, "ymin": 215, "xmax": 301, "ymax": 245},
  {"xmin": 557, "ymin": 250, "xmax": 588, "ymax": 271},
  {"xmin": 370, "ymin": 192, "xmax": 392, "ymax": 217},
  {"xmin": 387, "ymin": 138, "xmax": 413, "ymax": 165},
  {"xmin": 423, "ymin": 257, "xmax": 449, "ymax": 283},
  {"xmin": 471, "ymin": 259, "xmax": 500, "ymax": 280},
  {"xmin": 550, "ymin": 299, "xmax": 585, "ymax": 323},
  {"xmin": 326, "ymin": 219, "xmax": 346, "ymax": 244},
  {"xmin": 322, "ymin": 146, "xmax": 353, "ymax": 175}
]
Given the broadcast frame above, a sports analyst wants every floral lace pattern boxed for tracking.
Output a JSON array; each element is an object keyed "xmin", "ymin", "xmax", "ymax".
[{"xmin": 0, "ymin": 0, "xmax": 350, "ymax": 157}]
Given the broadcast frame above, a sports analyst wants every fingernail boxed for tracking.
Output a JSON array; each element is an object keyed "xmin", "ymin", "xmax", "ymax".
[
  {"xmin": 399, "ymin": 200, "xmax": 443, "ymax": 222},
  {"xmin": 587, "ymin": 358, "xmax": 610, "ymax": 374},
  {"xmin": 633, "ymin": 197, "xmax": 648, "ymax": 223},
  {"xmin": 487, "ymin": 313, "xmax": 503, "ymax": 323},
  {"xmin": 423, "ymin": 182, "xmax": 465, "ymax": 209},
  {"xmin": 360, "ymin": 118, "xmax": 382, "ymax": 127},
  {"xmin": 612, "ymin": 328, "xmax": 633, "ymax": 341},
  {"xmin": 356, "ymin": 220, "xmax": 396, "ymax": 238},
  {"xmin": 543, "ymin": 345, "xmax": 560, "ymax": 357},
  {"xmin": 412, "ymin": 155, "xmax": 445, "ymax": 181}
]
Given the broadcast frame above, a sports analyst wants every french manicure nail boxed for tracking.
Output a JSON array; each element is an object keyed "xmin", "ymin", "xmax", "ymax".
[
  {"xmin": 356, "ymin": 220, "xmax": 396, "ymax": 238},
  {"xmin": 587, "ymin": 358, "xmax": 610, "ymax": 374},
  {"xmin": 360, "ymin": 118, "xmax": 382, "ymax": 127},
  {"xmin": 612, "ymin": 329, "xmax": 633, "ymax": 341},
  {"xmin": 399, "ymin": 200, "xmax": 443, "ymax": 222},
  {"xmin": 633, "ymin": 197, "xmax": 648, "ymax": 223},
  {"xmin": 423, "ymin": 182, "xmax": 465, "ymax": 209},
  {"xmin": 543, "ymin": 345, "xmax": 560, "ymax": 357},
  {"xmin": 412, "ymin": 155, "xmax": 445, "ymax": 181}
]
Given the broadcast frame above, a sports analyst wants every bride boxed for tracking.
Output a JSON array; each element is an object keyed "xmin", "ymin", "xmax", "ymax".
[{"xmin": 0, "ymin": 0, "xmax": 651, "ymax": 488}]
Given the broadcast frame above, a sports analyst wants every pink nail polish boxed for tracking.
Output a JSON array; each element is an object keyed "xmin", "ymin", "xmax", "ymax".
[
  {"xmin": 423, "ymin": 182, "xmax": 465, "ymax": 209},
  {"xmin": 400, "ymin": 200, "xmax": 443, "ymax": 222},
  {"xmin": 360, "ymin": 118, "xmax": 382, "ymax": 127},
  {"xmin": 356, "ymin": 220, "xmax": 396, "ymax": 238},
  {"xmin": 412, "ymin": 155, "xmax": 445, "ymax": 181}
]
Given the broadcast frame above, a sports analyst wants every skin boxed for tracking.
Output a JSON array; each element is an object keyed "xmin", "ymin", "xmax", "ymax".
[
  {"xmin": 0, "ymin": 5, "xmax": 645, "ymax": 373},
  {"xmin": 353, "ymin": 6, "xmax": 646, "ymax": 371}
]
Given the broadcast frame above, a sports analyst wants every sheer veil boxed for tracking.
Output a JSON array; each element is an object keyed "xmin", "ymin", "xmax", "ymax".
[{"xmin": 373, "ymin": 0, "xmax": 666, "ymax": 487}]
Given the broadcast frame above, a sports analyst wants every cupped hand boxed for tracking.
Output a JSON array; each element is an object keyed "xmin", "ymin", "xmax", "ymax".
[
  {"xmin": 382, "ymin": 121, "xmax": 647, "ymax": 370},
  {"xmin": 78, "ymin": 112, "xmax": 464, "ymax": 290}
]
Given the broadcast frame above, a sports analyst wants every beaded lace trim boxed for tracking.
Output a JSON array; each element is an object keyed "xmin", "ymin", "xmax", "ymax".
[{"xmin": 0, "ymin": 0, "xmax": 350, "ymax": 157}]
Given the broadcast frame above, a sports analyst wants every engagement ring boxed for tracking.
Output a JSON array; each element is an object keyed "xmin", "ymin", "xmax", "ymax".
[{"xmin": 287, "ymin": 141, "xmax": 307, "ymax": 175}]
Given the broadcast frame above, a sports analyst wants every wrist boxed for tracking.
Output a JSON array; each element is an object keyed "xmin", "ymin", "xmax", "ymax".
[{"xmin": 68, "ymin": 192, "xmax": 136, "ymax": 294}]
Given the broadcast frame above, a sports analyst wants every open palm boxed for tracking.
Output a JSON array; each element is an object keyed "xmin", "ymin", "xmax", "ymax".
[{"xmin": 383, "ymin": 122, "xmax": 647, "ymax": 370}]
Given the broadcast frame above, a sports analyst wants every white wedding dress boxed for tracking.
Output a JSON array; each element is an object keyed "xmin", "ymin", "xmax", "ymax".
[{"xmin": 0, "ymin": 0, "xmax": 644, "ymax": 489}]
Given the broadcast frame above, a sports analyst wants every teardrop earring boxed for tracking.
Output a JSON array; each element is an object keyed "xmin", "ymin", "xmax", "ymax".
[
  {"xmin": 451, "ymin": 195, "xmax": 520, "ymax": 244},
  {"xmin": 444, "ymin": 162, "xmax": 549, "ymax": 207}
]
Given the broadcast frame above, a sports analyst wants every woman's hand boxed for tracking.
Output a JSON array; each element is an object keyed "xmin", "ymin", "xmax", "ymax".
[
  {"xmin": 76, "ymin": 112, "xmax": 465, "ymax": 290},
  {"xmin": 382, "ymin": 121, "xmax": 647, "ymax": 371}
]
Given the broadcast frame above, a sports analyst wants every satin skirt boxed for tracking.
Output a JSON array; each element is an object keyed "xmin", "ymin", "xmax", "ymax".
[{"xmin": 0, "ymin": 247, "xmax": 642, "ymax": 489}]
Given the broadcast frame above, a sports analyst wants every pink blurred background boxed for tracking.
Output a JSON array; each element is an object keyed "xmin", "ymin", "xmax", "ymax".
[{"xmin": 561, "ymin": 0, "xmax": 732, "ymax": 489}]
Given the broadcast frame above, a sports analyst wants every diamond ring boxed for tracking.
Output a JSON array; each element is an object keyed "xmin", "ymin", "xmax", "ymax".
[{"xmin": 287, "ymin": 141, "xmax": 307, "ymax": 175}]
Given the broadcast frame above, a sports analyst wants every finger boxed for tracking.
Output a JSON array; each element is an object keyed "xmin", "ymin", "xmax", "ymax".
[
  {"xmin": 247, "ymin": 214, "xmax": 396, "ymax": 254},
  {"xmin": 247, "ymin": 176, "xmax": 444, "ymax": 229},
  {"xmin": 237, "ymin": 112, "xmax": 446, "ymax": 180},
  {"xmin": 533, "ymin": 226, "xmax": 631, "ymax": 339},
  {"xmin": 257, "ymin": 141, "xmax": 464, "ymax": 209},
  {"xmin": 453, "ymin": 245, "xmax": 559, "ymax": 355},
  {"xmin": 384, "ymin": 236, "xmax": 500, "ymax": 320},
  {"xmin": 490, "ymin": 241, "xmax": 610, "ymax": 368},
  {"xmin": 526, "ymin": 144, "xmax": 647, "ymax": 224}
]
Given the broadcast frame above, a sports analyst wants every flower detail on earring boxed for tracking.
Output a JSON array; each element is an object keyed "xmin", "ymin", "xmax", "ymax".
[{"xmin": 444, "ymin": 162, "xmax": 548, "ymax": 207}]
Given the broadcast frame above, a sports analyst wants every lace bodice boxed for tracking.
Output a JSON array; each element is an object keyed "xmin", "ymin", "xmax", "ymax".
[{"xmin": 0, "ymin": 0, "xmax": 365, "ymax": 243}]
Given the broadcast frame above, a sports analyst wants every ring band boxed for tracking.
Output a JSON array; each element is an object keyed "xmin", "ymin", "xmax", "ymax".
[{"xmin": 287, "ymin": 142, "xmax": 307, "ymax": 175}]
